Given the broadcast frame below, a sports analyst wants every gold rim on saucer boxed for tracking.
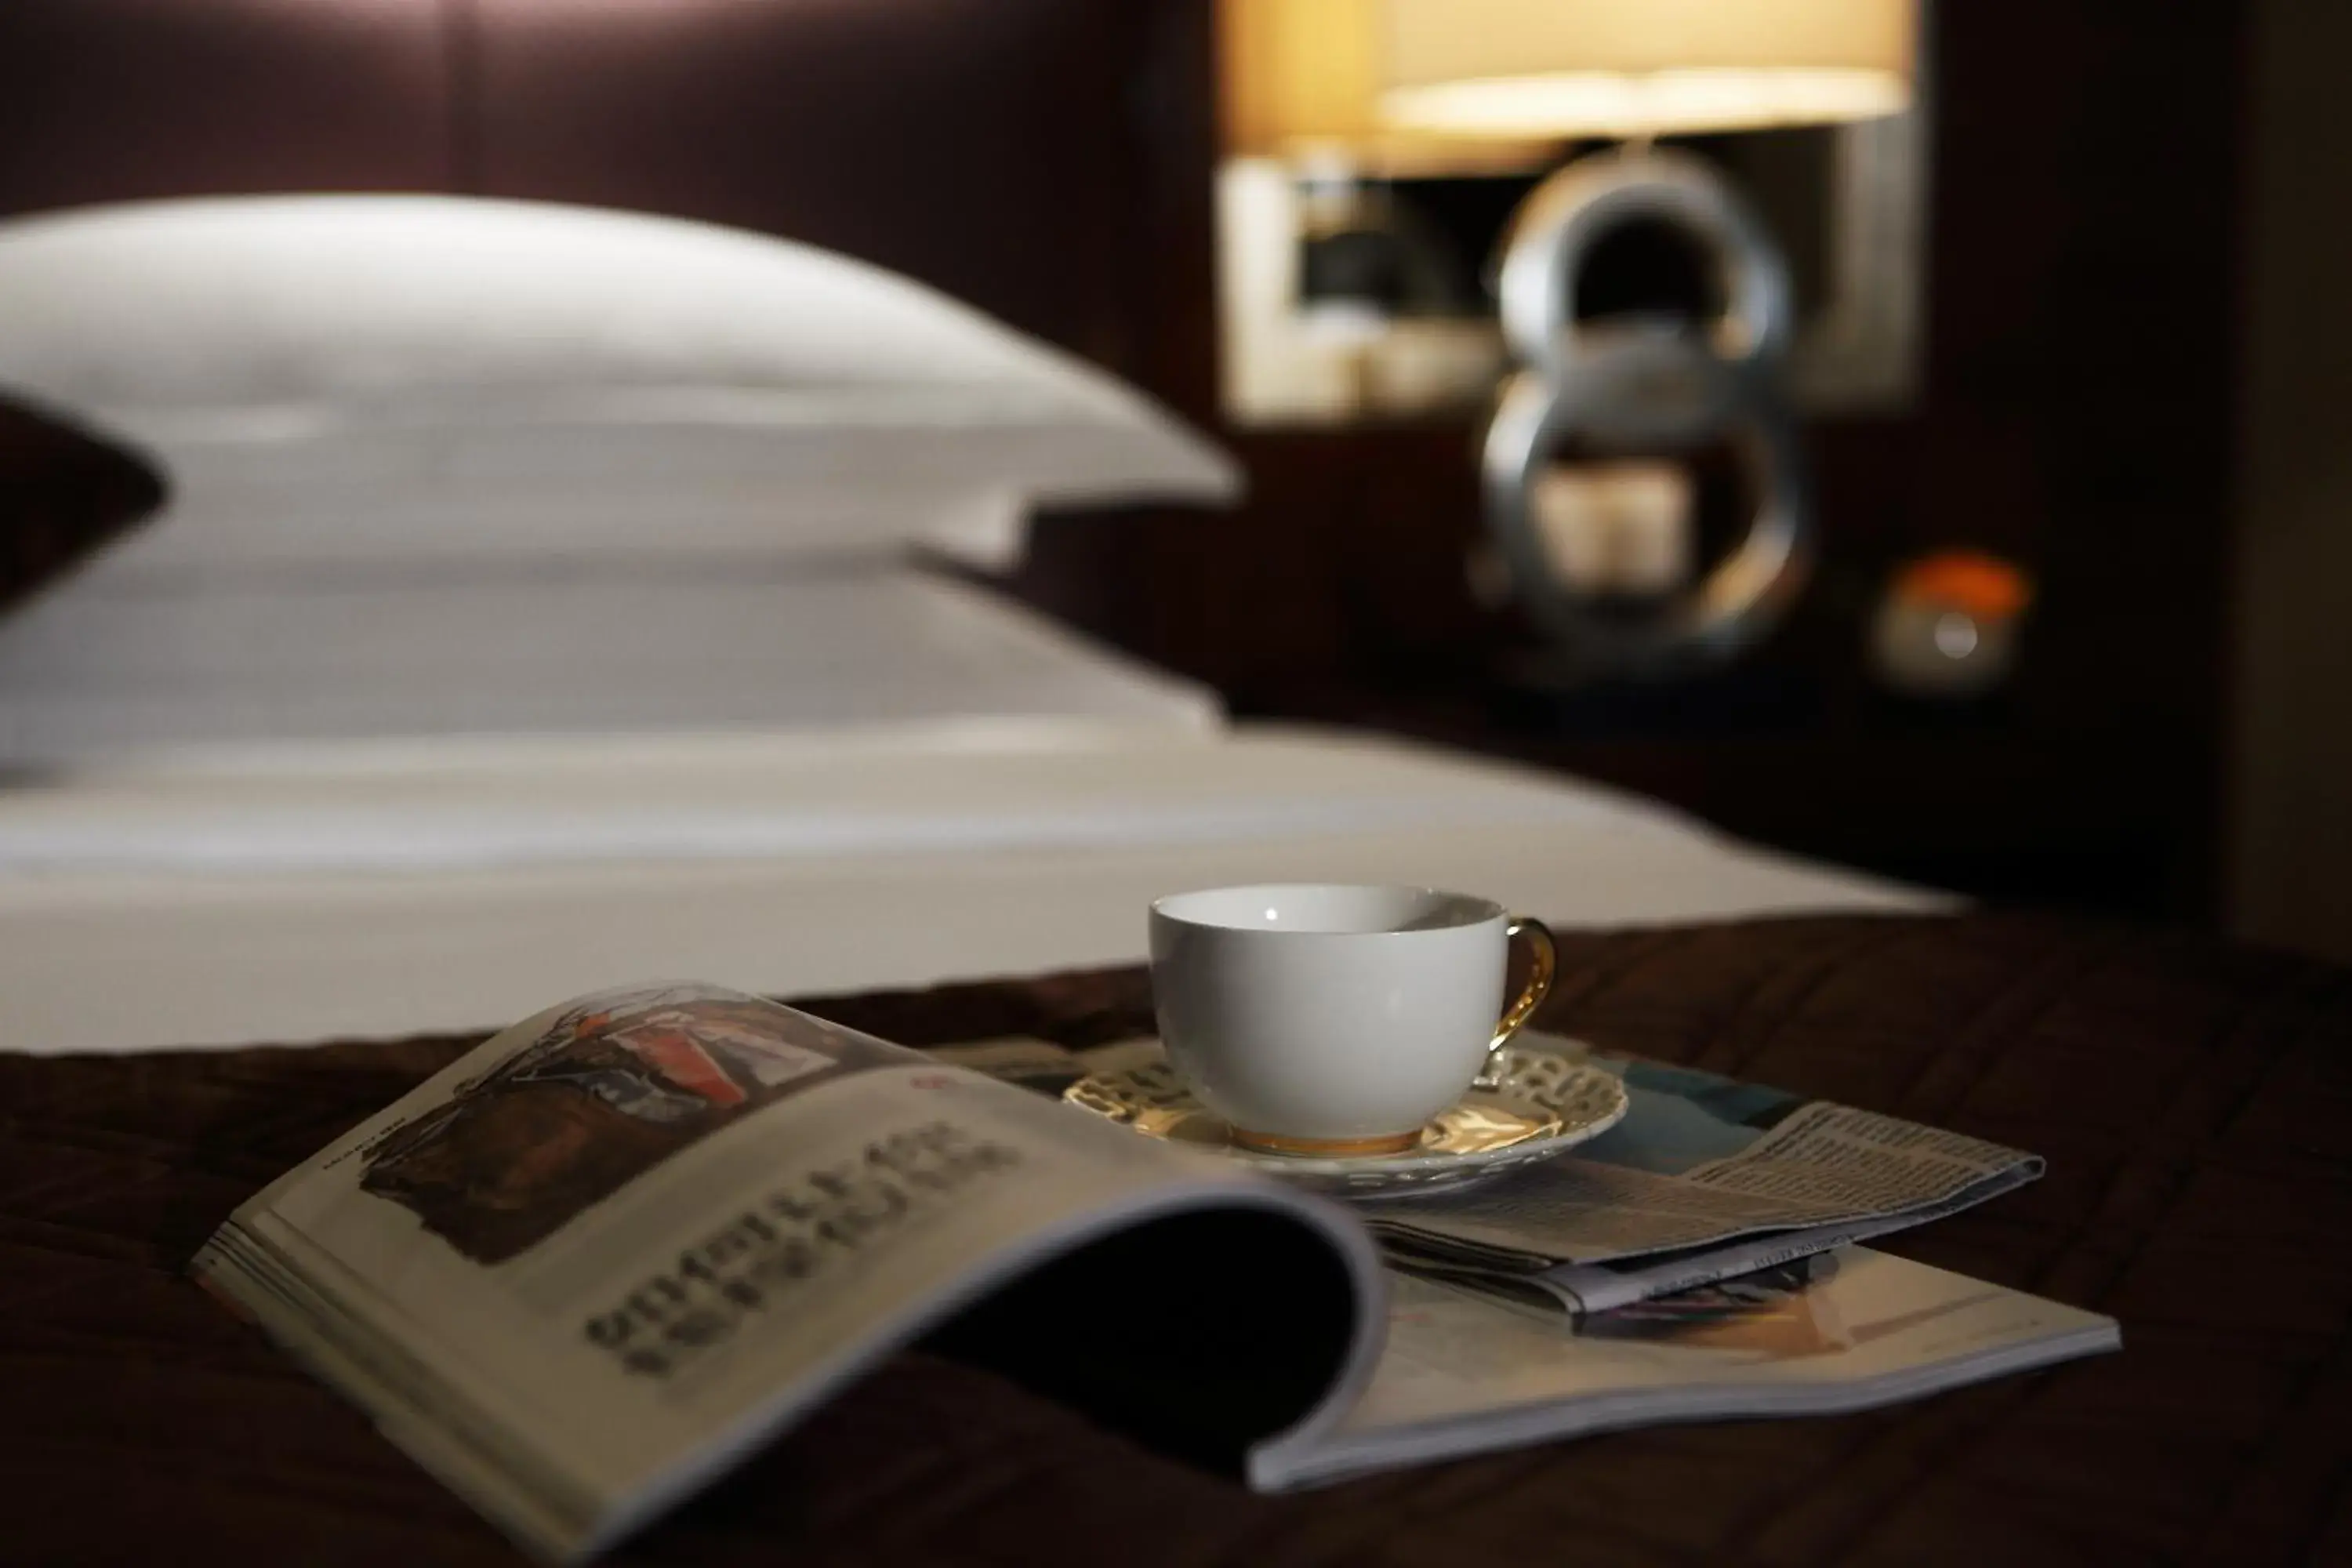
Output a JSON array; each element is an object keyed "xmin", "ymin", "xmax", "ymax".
[
  {"xmin": 1062, "ymin": 1036, "xmax": 1629, "ymax": 1199},
  {"xmin": 1229, "ymin": 1127, "xmax": 1425, "ymax": 1157}
]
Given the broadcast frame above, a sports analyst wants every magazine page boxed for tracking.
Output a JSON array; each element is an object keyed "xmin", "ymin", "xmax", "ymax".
[
  {"xmin": 195, "ymin": 984, "xmax": 1385, "ymax": 1563},
  {"xmin": 1257, "ymin": 1247, "xmax": 2119, "ymax": 1489}
]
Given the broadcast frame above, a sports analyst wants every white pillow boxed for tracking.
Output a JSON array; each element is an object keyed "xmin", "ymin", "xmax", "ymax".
[
  {"xmin": 0, "ymin": 561, "xmax": 1221, "ymax": 764},
  {"xmin": 0, "ymin": 195, "xmax": 1240, "ymax": 567}
]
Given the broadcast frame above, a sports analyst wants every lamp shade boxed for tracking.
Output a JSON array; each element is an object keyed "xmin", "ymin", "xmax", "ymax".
[
  {"xmin": 1219, "ymin": 0, "xmax": 1560, "ymax": 172},
  {"xmin": 1379, "ymin": 0, "xmax": 1916, "ymax": 140}
]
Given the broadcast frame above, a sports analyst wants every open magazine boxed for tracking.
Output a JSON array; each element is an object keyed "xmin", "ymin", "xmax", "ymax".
[{"xmin": 194, "ymin": 983, "xmax": 2118, "ymax": 1563}]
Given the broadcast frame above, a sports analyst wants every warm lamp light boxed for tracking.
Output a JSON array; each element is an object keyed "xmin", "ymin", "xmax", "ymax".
[
  {"xmin": 1377, "ymin": 0, "xmax": 1916, "ymax": 141},
  {"xmin": 1219, "ymin": 0, "xmax": 1559, "ymax": 173},
  {"xmin": 1224, "ymin": 0, "xmax": 1915, "ymax": 158}
]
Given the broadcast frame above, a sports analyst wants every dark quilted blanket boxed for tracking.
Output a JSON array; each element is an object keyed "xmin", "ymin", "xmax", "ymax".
[{"xmin": 5, "ymin": 913, "xmax": 2349, "ymax": 1565}]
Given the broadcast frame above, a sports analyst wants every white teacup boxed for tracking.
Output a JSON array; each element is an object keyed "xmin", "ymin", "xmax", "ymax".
[{"xmin": 1149, "ymin": 883, "xmax": 1555, "ymax": 1157}]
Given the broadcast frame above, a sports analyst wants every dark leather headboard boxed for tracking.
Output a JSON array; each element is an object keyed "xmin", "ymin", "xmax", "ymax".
[{"xmin": 0, "ymin": 0, "xmax": 1214, "ymax": 414}]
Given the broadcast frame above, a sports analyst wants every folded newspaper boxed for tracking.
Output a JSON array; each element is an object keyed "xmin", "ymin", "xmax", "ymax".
[
  {"xmin": 195, "ymin": 983, "xmax": 2117, "ymax": 1563},
  {"xmin": 946, "ymin": 1029, "xmax": 2045, "ymax": 1318}
]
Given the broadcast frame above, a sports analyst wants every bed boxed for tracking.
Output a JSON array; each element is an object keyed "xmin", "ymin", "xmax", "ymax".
[{"xmin": 0, "ymin": 720, "xmax": 1927, "ymax": 1053}]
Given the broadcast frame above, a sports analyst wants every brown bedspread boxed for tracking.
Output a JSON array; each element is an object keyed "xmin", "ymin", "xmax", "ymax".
[{"xmin": 5, "ymin": 913, "xmax": 2350, "ymax": 1565}]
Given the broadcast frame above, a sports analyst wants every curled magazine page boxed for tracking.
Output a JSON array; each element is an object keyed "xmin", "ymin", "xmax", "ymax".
[
  {"xmin": 194, "ymin": 982, "xmax": 1385, "ymax": 1563},
  {"xmin": 1257, "ymin": 1247, "xmax": 2118, "ymax": 1490}
]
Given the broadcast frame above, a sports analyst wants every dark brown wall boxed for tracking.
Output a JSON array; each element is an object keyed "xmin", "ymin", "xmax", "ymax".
[
  {"xmin": 0, "ymin": 0, "xmax": 454, "ymax": 204},
  {"xmin": 2231, "ymin": 0, "xmax": 2352, "ymax": 960}
]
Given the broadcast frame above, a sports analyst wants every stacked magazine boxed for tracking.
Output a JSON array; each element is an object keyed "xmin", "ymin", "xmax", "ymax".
[
  {"xmin": 197, "ymin": 984, "xmax": 2117, "ymax": 1563},
  {"xmin": 934, "ymin": 1031, "xmax": 2048, "ymax": 1318}
]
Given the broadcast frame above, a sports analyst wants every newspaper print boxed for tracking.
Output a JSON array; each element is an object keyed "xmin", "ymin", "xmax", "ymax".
[{"xmin": 1358, "ymin": 1036, "xmax": 2041, "ymax": 1270}]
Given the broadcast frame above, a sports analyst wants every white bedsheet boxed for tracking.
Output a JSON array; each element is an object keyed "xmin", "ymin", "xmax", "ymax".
[{"xmin": 0, "ymin": 724, "xmax": 1941, "ymax": 1054}]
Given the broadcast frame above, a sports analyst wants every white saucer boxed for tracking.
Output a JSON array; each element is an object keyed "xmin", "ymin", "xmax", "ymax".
[{"xmin": 1062, "ymin": 1041, "xmax": 1628, "ymax": 1199}]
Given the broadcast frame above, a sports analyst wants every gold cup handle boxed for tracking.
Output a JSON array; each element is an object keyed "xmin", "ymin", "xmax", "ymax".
[{"xmin": 1482, "ymin": 916, "xmax": 1557, "ymax": 1083}]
